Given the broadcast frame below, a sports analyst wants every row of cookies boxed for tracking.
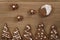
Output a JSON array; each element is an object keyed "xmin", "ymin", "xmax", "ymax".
[{"xmin": 1, "ymin": 23, "xmax": 60, "ymax": 40}]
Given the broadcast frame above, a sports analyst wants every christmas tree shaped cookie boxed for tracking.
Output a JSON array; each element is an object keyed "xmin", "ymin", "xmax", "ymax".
[
  {"xmin": 35, "ymin": 24, "xmax": 48, "ymax": 40},
  {"xmin": 23, "ymin": 24, "xmax": 33, "ymax": 40},
  {"xmin": 1, "ymin": 23, "xmax": 12, "ymax": 40},
  {"xmin": 12, "ymin": 27, "xmax": 22, "ymax": 40},
  {"xmin": 49, "ymin": 25, "xmax": 60, "ymax": 40}
]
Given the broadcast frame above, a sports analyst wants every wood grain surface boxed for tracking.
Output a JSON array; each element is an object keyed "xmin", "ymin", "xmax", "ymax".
[
  {"xmin": 0, "ymin": 2, "xmax": 60, "ymax": 38},
  {"xmin": 0, "ymin": 0, "xmax": 60, "ymax": 2}
]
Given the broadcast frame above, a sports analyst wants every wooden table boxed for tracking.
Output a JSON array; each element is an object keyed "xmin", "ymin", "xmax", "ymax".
[{"xmin": 0, "ymin": 2, "xmax": 60, "ymax": 39}]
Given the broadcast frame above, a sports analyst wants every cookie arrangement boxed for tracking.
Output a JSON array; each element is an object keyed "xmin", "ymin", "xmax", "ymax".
[
  {"xmin": 10, "ymin": 4, "xmax": 52, "ymax": 20},
  {"xmin": 1, "ymin": 23, "xmax": 60, "ymax": 40},
  {"xmin": 0, "ymin": 3, "xmax": 60, "ymax": 40}
]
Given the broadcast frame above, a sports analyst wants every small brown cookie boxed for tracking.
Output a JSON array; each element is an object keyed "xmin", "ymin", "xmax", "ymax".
[
  {"xmin": 16, "ymin": 15, "xmax": 23, "ymax": 21},
  {"xmin": 10, "ymin": 4, "xmax": 19, "ymax": 10},
  {"xmin": 28, "ymin": 9, "xmax": 36, "ymax": 15}
]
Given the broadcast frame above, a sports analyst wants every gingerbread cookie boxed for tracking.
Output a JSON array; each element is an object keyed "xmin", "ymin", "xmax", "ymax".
[
  {"xmin": 23, "ymin": 24, "xmax": 33, "ymax": 40},
  {"xmin": 49, "ymin": 25, "xmax": 60, "ymax": 40},
  {"xmin": 1, "ymin": 23, "xmax": 12, "ymax": 40},
  {"xmin": 12, "ymin": 27, "xmax": 22, "ymax": 40},
  {"xmin": 34, "ymin": 23, "xmax": 48, "ymax": 40}
]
